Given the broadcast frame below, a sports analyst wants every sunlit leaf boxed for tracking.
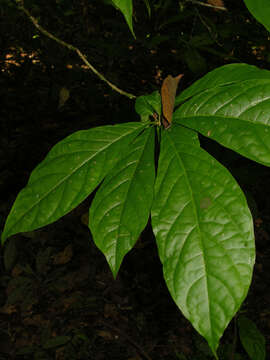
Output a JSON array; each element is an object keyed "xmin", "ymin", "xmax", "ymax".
[
  {"xmin": 175, "ymin": 63, "xmax": 270, "ymax": 107},
  {"xmin": 151, "ymin": 125, "xmax": 255, "ymax": 356},
  {"xmin": 90, "ymin": 127, "xmax": 155, "ymax": 277},
  {"xmin": 2, "ymin": 123, "xmax": 145, "ymax": 243},
  {"xmin": 174, "ymin": 67, "xmax": 270, "ymax": 166}
]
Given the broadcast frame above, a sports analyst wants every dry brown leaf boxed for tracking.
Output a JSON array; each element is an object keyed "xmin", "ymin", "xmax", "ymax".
[
  {"xmin": 97, "ymin": 330, "xmax": 114, "ymax": 340},
  {"xmin": 207, "ymin": 0, "xmax": 226, "ymax": 10},
  {"xmin": 161, "ymin": 74, "xmax": 183, "ymax": 128},
  {"xmin": 62, "ymin": 291, "xmax": 82, "ymax": 310},
  {"xmin": 0, "ymin": 304, "xmax": 17, "ymax": 315},
  {"xmin": 104, "ymin": 303, "xmax": 119, "ymax": 319},
  {"xmin": 58, "ymin": 86, "xmax": 70, "ymax": 109},
  {"xmin": 80, "ymin": 211, "xmax": 89, "ymax": 226},
  {"xmin": 23, "ymin": 314, "xmax": 49, "ymax": 327},
  {"xmin": 53, "ymin": 244, "xmax": 73, "ymax": 265},
  {"xmin": 11, "ymin": 264, "xmax": 24, "ymax": 277}
]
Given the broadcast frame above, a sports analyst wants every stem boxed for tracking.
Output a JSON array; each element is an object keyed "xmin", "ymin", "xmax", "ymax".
[
  {"xmin": 188, "ymin": 0, "xmax": 227, "ymax": 11},
  {"xmin": 15, "ymin": 1, "xmax": 136, "ymax": 99}
]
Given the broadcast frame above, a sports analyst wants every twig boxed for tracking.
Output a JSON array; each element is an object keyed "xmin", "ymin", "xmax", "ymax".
[
  {"xmin": 188, "ymin": 0, "xmax": 227, "ymax": 11},
  {"xmin": 100, "ymin": 320, "xmax": 153, "ymax": 360},
  {"xmin": 15, "ymin": 1, "xmax": 136, "ymax": 99},
  {"xmin": 195, "ymin": 8, "xmax": 223, "ymax": 47}
]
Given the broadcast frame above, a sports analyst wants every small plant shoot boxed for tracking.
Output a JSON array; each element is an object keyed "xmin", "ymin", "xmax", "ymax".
[{"xmin": 6, "ymin": 62, "xmax": 270, "ymax": 357}]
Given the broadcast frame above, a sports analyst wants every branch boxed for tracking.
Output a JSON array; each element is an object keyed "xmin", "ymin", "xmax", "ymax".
[
  {"xmin": 188, "ymin": 0, "xmax": 227, "ymax": 11},
  {"xmin": 15, "ymin": 1, "xmax": 136, "ymax": 99}
]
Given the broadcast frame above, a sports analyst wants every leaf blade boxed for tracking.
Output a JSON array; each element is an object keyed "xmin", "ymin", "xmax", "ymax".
[
  {"xmin": 89, "ymin": 127, "xmax": 156, "ymax": 277},
  {"xmin": 175, "ymin": 63, "xmax": 270, "ymax": 107},
  {"xmin": 111, "ymin": 0, "xmax": 135, "ymax": 37},
  {"xmin": 243, "ymin": 0, "xmax": 270, "ymax": 33},
  {"xmin": 151, "ymin": 125, "xmax": 255, "ymax": 355},
  {"xmin": 174, "ymin": 79, "xmax": 270, "ymax": 166},
  {"xmin": 135, "ymin": 90, "xmax": 161, "ymax": 122},
  {"xmin": 2, "ymin": 123, "xmax": 145, "ymax": 243},
  {"xmin": 238, "ymin": 316, "xmax": 266, "ymax": 360}
]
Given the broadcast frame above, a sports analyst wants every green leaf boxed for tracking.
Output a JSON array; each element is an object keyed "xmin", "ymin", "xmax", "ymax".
[
  {"xmin": 151, "ymin": 125, "xmax": 255, "ymax": 357},
  {"xmin": 189, "ymin": 33, "xmax": 216, "ymax": 48},
  {"xmin": 175, "ymin": 63, "xmax": 270, "ymax": 107},
  {"xmin": 218, "ymin": 344, "xmax": 245, "ymax": 360},
  {"xmin": 111, "ymin": 0, "xmax": 135, "ymax": 38},
  {"xmin": 243, "ymin": 0, "xmax": 270, "ymax": 33},
  {"xmin": 135, "ymin": 90, "xmax": 161, "ymax": 122},
  {"xmin": 2, "ymin": 123, "xmax": 145, "ymax": 243},
  {"xmin": 174, "ymin": 77, "xmax": 270, "ymax": 167},
  {"xmin": 16, "ymin": 346, "xmax": 37, "ymax": 355},
  {"xmin": 89, "ymin": 127, "xmax": 155, "ymax": 278},
  {"xmin": 143, "ymin": 0, "xmax": 151, "ymax": 17},
  {"xmin": 43, "ymin": 336, "xmax": 71, "ymax": 349},
  {"xmin": 184, "ymin": 47, "xmax": 207, "ymax": 75},
  {"xmin": 238, "ymin": 316, "xmax": 266, "ymax": 360}
]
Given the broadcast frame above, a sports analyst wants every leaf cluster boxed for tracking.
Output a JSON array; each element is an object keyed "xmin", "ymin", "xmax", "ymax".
[{"xmin": 1, "ymin": 1, "xmax": 270, "ymax": 359}]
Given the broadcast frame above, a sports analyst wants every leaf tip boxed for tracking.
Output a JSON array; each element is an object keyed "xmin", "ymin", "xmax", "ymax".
[
  {"xmin": 109, "ymin": 261, "xmax": 120, "ymax": 280},
  {"xmin": 1, "ymin": 233, "xmax": 7, "ymax": 246},
  {"xmin": 1, "ymin": 224, "xmax": 9, "ymax": 245}
]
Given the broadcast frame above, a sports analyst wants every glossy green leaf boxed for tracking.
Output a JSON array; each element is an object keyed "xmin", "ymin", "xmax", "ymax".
[
  {"xmin": 174, "ymin": 77, "xmax": 270, "ymax": 167},
  {"xmin": 243, "ymin": 0, "xmax": 270, "ymax": 33},
  {"xmin": 111, "ymin": 0, "xmax": 135, "ymax": 38},
  {"xmin": 135, "ymin": 90, "xmax": 161, "ymax": 123},
  {"xmin": 151, "ymin": 125, "xmax": 255, "ymax": 357},
  {"xmin": 175, "ymin": 64, "xmax": 270, "ymax": 107},
  {"xmin": 238, "ymin": 316, "xmax": 266, "ymax": 360},
  {"xmin": 2, "ymin": 123, "xmax": 145, "ymax": 243},
  {"xmin": 89, "ymin": 127, "xmax": 155, "ymax": 278}
]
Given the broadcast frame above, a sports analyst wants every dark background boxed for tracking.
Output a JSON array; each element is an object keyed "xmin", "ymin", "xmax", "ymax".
[{"xmin": 0, "ymin": 0, "xmax": 270, "ymax": 359}]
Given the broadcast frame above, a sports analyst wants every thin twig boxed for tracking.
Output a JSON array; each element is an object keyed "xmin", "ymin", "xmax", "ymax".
[
  {"xmin": 15, "ymin": 1, "xmax": 136, "ymax": 99},
  {"xmin": 195, "ymin": 8, "xmax": 223, "ymax": 47},
  {"xmin": 188, "ymin": 0, "xmax": 227, "ymax": 11},
  {"xmin": 100, "ymin": 320, "xmax": 153, "ymax": 360}
]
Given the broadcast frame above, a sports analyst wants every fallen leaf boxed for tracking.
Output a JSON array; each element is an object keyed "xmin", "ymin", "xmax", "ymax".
[
  {"xmin": 97, "ymin": 330, "xmax": 114, "ymax": 340},
  {"xmin": 207, "ymin": 0, "xmax": 226, "ymax": 10},
  {"xmin": 53, "ymin": 244, "xmax": 73, "ymax": 265},
  {"xmin": 81, "ymin": 211, "xmax": 89, "ymax": 226},
  {"xmin": 104, "ymin": 303, "xmax": 119, "ymax": 319},
  {"xmin": 58, "ymin": 87, "xmax": 70, "ymax": 109},
  {"xmin": 0, "ymin": 304, "xmax": 17, "ymax": 315}
]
